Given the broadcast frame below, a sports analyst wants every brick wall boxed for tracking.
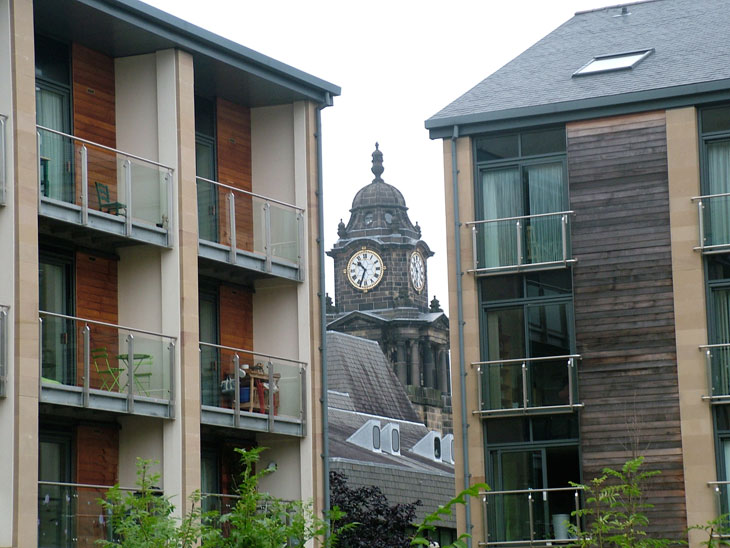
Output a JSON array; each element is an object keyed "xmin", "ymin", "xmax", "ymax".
[
  {"xmin": 216, "ymin": 98, "xmax": 253, "ymax": 251},
  {"xmin": 76, "ymin": 252, "xmax": 118, "ymax": 389}
]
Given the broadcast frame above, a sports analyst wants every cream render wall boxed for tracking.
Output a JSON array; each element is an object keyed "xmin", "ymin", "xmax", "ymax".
[
  {"xmin": 666, "ymin": 106, "xmax": 716, "ymax": 546},
  {"xmin": 251, "ymin": 104, "xmax": 295, "ymax": 205},
  {"xmin": 442, "ymin": 136, "xmax": 484, "ymax": 541}
]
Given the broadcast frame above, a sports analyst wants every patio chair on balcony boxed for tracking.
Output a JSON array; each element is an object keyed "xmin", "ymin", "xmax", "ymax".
[
  {"xmin": 92, "ymin": 347, "xmax": 122, "ymax": 392},
  {"xmin": 94, "ymin": 181, "xmax": 126, "ymax": 215}
]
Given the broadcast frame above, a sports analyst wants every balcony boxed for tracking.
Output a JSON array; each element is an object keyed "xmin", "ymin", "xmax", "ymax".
[
  {"xmin": 0, "ymin": 114, "xmax": 6, "ymax": 206},
  {"xmin": 200, "ymin": 342, "xmax": 306, "ymax": 437},
  {"xmin": 466, "ymin": 211, "xmax": 575, "ymax": 276},
  {"xmin": 473, "ymin": 355, "xmax": 582, "ymax": 417},
  {"xmin": 36, "ymin": 126, "xmax": 173, "ymax": 248},
  {"xmin": 708, "ymin": 482, "xmax": 730, "ymax": 532},
  {"xmin": 693, "ymin": 193, "xmax": 730, "ymax": 253},
  {"xmin": 0, "ymin": 305, "xmax": 7, "ymax": 398},
  {"xmin": 196, "ymin": 177, "xmax": 303, "ymax": 282},
  {"xmin": 700, "ymin": 344, "xmax": 730, "ymax": 403},
  {"xmin": 39, "ymin": 311, "xmax": 176, "ymax": 418},
  {"xmin": 479, "ymin": 486, "xmax": 583, "ymax": 546}
]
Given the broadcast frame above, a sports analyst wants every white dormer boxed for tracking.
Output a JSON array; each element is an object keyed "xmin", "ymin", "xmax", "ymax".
[
  {"xmin": 441, "ymin": 434, "xmax": 454, "ymax": 464},
  {"xmin": 412, "ymin": 430, "xmax": 443, "ymax": 462},
  {"xmin": 381, "ymin": 423, "xmax": 401, "ymax": 456},
  {"xmin": 346, "ymin": 419, "xmax": 382, "ymax": 452}
]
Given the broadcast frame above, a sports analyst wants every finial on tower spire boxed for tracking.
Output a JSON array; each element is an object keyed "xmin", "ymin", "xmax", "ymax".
[{"xmin": 371, "ymin": 142, "xmax": 384, "ymax": 183}]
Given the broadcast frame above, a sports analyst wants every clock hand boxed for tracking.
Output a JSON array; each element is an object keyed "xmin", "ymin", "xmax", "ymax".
[{"xmin": 359, "ymin": 269, "xmax": 366, "ymax": 286}]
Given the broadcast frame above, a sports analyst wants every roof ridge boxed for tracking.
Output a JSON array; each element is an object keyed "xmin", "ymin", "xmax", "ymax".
[{"xmin": 575, "ymin": 0, "xmax": 665, "ymax": 16}]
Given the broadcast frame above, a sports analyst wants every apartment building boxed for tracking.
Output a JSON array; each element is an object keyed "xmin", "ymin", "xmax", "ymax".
[
  {"xmin": 426, "ymin": 0, "xmax": 730, "ymax": 546},
  {"xmin": 0, "ymin": 0, "xmax": 339, "ymax": 546}
]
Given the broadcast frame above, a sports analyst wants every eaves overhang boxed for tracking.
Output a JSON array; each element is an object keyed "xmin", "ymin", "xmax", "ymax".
[
  {"xmin": 425, "ymin": 78, "xmax": 730, "ymax": 139},
  {"xmin": 34, "ymin": 0, "xmax": 341, "ymax": 106}
]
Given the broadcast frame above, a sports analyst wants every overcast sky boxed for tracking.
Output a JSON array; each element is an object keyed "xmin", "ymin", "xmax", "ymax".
[{"xmin": 144, "ymin": 0, "xmax": 610, "ymax": 311}]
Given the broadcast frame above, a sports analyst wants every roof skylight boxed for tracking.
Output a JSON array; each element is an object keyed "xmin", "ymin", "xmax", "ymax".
[{"xmin": 573, "ymin": 49, "xmax": 653, "ymax": 76}]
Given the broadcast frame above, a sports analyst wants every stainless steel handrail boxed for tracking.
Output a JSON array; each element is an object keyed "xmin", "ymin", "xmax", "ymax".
[
  {"xmin": 692, "ymin": 192, "xmax": 730, "ymax": 201},
  {"xmin": 196, "ymin": 175, "xmax": 304, "ymax": 212},
  {"xmin": 480, "ymin": 486, "xmax": 583, "ymax": 497},
  {"xmin": 465, "ymin": 210, "xmax": 575, "ymax": 226},
  {"xmin": 36, "ymin": 124, "xmax": 174, "ymax": 171},
  {"xmin": 38, "ymin": 310, "xmax": 176, "ymax": 341},
  {"xmin": 38, "ymin": 480, "xmax": 160, "ymax": 493},
  {"xmin": 472, "ymin": 354, "xmax": 580, "ymax": 367},
  {"xmin": 198, "ymin": 341, "xmax": 306, "ymax": 367}
]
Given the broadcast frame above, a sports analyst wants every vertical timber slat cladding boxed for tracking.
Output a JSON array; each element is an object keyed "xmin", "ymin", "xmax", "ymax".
[
  {"xmin": 72, "ymin": 43, "xmax": 118, "ymax": 208},
  {"xmin": 219, "ymin": 284, "xmax": 253, "ymax": 404},
  {"xmin": 75, "ymin": 423, "xmax": 119, "ymax": 548},
  {"xmin": 216, "ymin": 98, "xmax": 253, "ymax": 251},
  {"xmin": 75, "ymin": 252, "xmax": 119, "ymax": 390},
  {"xmin": 567, "ymin": 111, "xmax": 687, "ymax": 540}
]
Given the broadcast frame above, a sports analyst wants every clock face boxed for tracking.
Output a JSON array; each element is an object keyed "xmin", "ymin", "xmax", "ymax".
[
  {"xmin": 410, "ymin": 251, "xmax": 425, "ymax": 293},
  {"xmin": 346, "ymin": 249, "xmax": 385, "ymax": 291}
]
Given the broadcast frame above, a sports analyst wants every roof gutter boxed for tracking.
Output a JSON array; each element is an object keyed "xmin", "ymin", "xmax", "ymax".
[
  {"xmin": 316, "ymin": 93, "xmax": 334, "ymax": 538},
  {"xmin": 451, "ymin": 125, "xmax": 472, "ymax": 547}
]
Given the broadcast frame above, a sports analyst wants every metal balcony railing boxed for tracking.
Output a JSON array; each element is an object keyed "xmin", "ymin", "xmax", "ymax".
[
  {"xmin": 701, "ymin": 343, "xmax": 730, "ymax": 402},
  {"xmin": 473, "ymin": 355, "xmax": 582, "ymax": 416},
  {"xmin": 39, "ymin": 311, "xmax": 176, "ymax": 415},
  {"xmin": 199, "ymin": 342, "xmax": 306, "ymax": 432},
  {"xmin": 196, "ymin": 176, "xmax": 304, "ymax": 274},
  {"xmin": 708, "ymin": 481, "xmax": 730, "ymax": 534},
  {"xmin": 36, "ymin": 125, "xmax": 174, "ymax": 244},
  {"xmin": 479, "ymin": 486, "xmax": 584, "ymax": 546},
  {"xmin": 0, "ymin": 114, "xmax": 7, "ymax": 206},
  {"xmin": 466, "ymin": 211, "xmax": 576, "ymax": 275},
  {"xmin": 0, "ymin": 305, "xmax": 7, "ymax": 398},
  {"xmin": 693, "ymin": 193, "xmax": 730, "ymax": 253},
  {"xmin": 38, "ymin": 480, "xmax": 161, "ymax": 547}
]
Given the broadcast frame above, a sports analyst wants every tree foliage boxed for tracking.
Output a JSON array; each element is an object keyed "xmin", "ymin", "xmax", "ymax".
[{"xmin": 330, "ymin": 470, "xmax": 420, "ymax": 548}]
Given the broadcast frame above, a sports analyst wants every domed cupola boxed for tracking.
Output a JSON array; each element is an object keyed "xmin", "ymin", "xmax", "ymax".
[{"xmin": 341, "ymin": 144, "xmax": 420, "ymax": 242}]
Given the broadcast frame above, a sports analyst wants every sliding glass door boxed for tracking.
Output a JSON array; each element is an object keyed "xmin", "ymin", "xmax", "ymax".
[{"xmin": 39, "ymin": 255, "xmax": 74, "ymax": 384}]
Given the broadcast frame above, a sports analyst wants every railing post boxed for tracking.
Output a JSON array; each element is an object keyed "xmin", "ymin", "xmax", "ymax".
[
  {"xmin": 165, "ymin": 170, "xmax": 174, "ymax": 247},
  {"xmin": 124, "ymin": 159, "xmax": 133, "ymax": 236},
  {"xmin": 37, "ymin": 131, "xmax": 42, "ymax": 208},
  {"xmin": 267, "ymin": 360, "xmax": 274, "ymax": 432},
  {"xmin": 561, "ymin": 214, "xmax": 568, "ymax": 262},
  {"xmin": 697, "ymin": 199, "xmax": 705, "ymax": 249},
  {"xmin": 521, "ymin": 362, "xmax": 528, "ymax": 409},
  {"xmin": 228, "ymin": 192, "xmax": 237, "ymax": 264},
  {"xmin": 264, "ymin": 202, "xmax": 272, "ymax": 273},
  {"xmin": 0, "ymin": 116, "xmax": 6, "ymax": 206},
  {"xmin": 477, "ymin": 365, "xmax": 483, "ymax": 411},
  {"xmin": 706, "ymin": 349, "xmax": 714, "ymax": 397},
  {"xmin": 168, "ymin": 341, "xmax": 176, "ymax": 419},
  {"xmin": 233, "ymin": 354, "xmax": 240, "ymax": 428},
  {"xmin": 472, "ymin": 225, "xmax": 478, "ymax": 271},
  {"xmin": 516, "ymin": 220, "xmax": 523, "ymax": 266},
  {"xmin": 482, "ymin": 495, "xmax": 489, "ymax": 546},
  {"xmin": 297, "ymin": 211, "xmax": 304, "ymax": 281},
  {"xmin": 528, "ymin": 490, "xmax": 535, "ymax": 545},
  {"xmin": 82, "ymin": 324, "xmax": 90, "ymax": 407},
  {"xmin": 80, "ymin": 144, "xmax": 88, "ymax": 225},
  {"xmin": 574, "ymin": 489, "xmax": 581, "ymax": 535},
  {"xmin": 300, "ymin": 365, "xmax": 307, "ymax": 436},
  {"xmin": 38, "ymin": 317, "xmax": 43, "ymax": 396},
  {"xmin": 568, "ymin": 358, "xmax": 575, "ymax": 406},
  {"xmin": 126, "ymin": 333, "xmax": 135, "ymax": 414}
]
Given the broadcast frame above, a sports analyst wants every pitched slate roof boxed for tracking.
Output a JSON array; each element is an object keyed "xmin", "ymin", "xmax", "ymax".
[
  {"xmin": 427, "ymin": 0, "xmax": 730, "ymax": 131},
  {"xmin": 327, "ymin": 331, "xmax": 420, "ymax": 422}
]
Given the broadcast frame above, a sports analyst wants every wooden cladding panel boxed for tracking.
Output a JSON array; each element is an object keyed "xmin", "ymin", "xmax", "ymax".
[
  {"xmin": 216, "ymin": 97, "xmax": 253, "ymax": 251},
  {"xmin": 75, "ymin": 423, "xmax": 119, "ymax": 547},
  {"xmin": 219, "ymin": 284, "xmax": 254, "ymax": 385},
  {"xmin": 568, "ymin": 112, "xmax": 687, "ymax": 539},
  {"xmin": 72, "ymin": 43, "xmax": 118, "ymax": 206},
  {"xmin": 75, "ymin": 252, "xmax": 119, "ymax": 390}
]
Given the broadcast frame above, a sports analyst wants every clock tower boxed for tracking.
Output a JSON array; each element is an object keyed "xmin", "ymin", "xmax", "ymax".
[{"xmin": 327, "ymin": 144, "xmax": 451, "ymax": 433}]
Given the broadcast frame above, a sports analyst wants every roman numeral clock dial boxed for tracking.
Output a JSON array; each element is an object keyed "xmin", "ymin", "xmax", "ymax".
[{"xmin": 345, "ymin": 249, "xmax": 385, "ymax": 292}]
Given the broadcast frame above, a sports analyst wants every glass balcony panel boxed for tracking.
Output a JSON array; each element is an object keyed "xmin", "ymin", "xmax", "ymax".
[
  {"xmin": 477, "ymin": 219, "xmax": 520, "ymax": 269},
  {"xmin": 702, "ymin": 195, "xmax": 730, "ymax": 249},
  {"xmin": 526, "ymin": 215, "xmax": 564, "ymax": 264},
  {"xmin": 268, "ymin": 202, "xmax": 299, "ymax": 264},
  {"xmin": 710, "ymin": 345, "xmax": 730, "ymax": 397},
  {"xmin": 38, "ymin": 483, "xmax": 110, "ymax": 548},
  {"xmin": 38, "ymin": 127, "xmax": 75, "ymax": 204},
  {"xmin": 270, "ymin": 359, "xmax": 302, "ymax": 420},
  {"xmin": 197, "ymin": 179, "xmax": 220, "ymax": 243},
  {"xmin": 123, "ymin": 156, "xmax": 168, "ymax": 228},
  {"xmin": 531, "ymin": 359, "xmax": 571, "ymax": 407},
  {"xmin": 40, "ymin": 313, "xmax": 173, "ymax": 401},
  {"xmin": 486, "ymin": 362, "xmax": 523, "ymax": 411},
  {"xmin": 86, "ymin": 145, "xmax": 121, "ymax": 216}
]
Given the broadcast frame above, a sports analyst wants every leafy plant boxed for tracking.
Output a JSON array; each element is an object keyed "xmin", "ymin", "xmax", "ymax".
[
  {"xmin": 410, "ymin": 483, "xmax": 488, "ymax": 548},
  {"xmin": 567, "ymin": 456, "xmax": 676, "ymax": 548},
  {"xmin": 688, "ymin": 513, "xmax": 730, "ymax": 547}
]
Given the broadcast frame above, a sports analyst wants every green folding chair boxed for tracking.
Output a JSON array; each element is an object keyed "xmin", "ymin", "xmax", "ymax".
[
  {"xmin": 94, "ymin": 181, "xmax": 126, "ymax": 215},
  {"xmin": 92, "ymin": 347, "xmax": 123, "ymax": 392}
]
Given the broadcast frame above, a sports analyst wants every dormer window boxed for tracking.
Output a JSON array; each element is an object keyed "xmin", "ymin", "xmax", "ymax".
[
  {"xmin": 434, "ymin": 437, "xmax": 441, "ymax": 460},
  {"xmin": 391, "ymin": 428, "xmax": 400, "ymax": 453},
  {"xmin": 573, "ymin": 49, "xmax": 653, "ymax": 77},
  {"xmin": 372, "ymin": 425, "xmax": 381, "ymax": 450}
]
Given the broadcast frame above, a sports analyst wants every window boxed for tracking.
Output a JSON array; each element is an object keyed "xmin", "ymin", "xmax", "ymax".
[
  {"xmin": 392, "ymin": 428, "xmax": 400, "ymax": 453},
  {"xmin": 38, "ymin": 431, "xmax": 73, "ymax": 548},
  {"xmin": 372, "ymin": 425, "xmax": 381, "ymax": 450},
  {"xmin": 434, "ymin": 436, "xmax": 441, "ymax": 460},
  {"xmin": 573, "ymin": 49, "xmax": 653, "ymax": 76},
  {"xmin": 195, "ymin": 96, "xmax": 218, "ymax": 242},
  {"xmin": 479, "ymin": 271, "xmax": 576, "ymax": 412},
  {"xmin": 199, "ymin": 286, "xmax": 220, "ymax": 406},
  {"xmin": 35, "ymin": 36, "xmax": 73, "ymax": 203},
  {"xmin": 474, "ymin": 128, "xmax": 568, "ymax": 271},
  {"xmin": 700, "ymin": 105, "xmax": 730, "ymax": 249},
  {"xmin": 39, "ymin": 250, "xmax": 75, "ymax": 385}
]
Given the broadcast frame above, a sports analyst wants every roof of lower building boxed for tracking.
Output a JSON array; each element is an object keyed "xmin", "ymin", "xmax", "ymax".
[{"xmin": 426, "ymin": 0, "xmax": 730, "ymax": 135}]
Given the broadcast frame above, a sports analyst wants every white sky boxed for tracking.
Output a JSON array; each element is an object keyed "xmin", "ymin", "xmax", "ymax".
[{"xmin": 143, "ymin": 0, "xmax": 610, "ymax": 312}]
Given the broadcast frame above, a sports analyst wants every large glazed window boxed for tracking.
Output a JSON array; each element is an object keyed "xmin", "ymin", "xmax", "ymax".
[{"xmin": 473, "ymin": 128, "xmax": 570, "ymax": 272}]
